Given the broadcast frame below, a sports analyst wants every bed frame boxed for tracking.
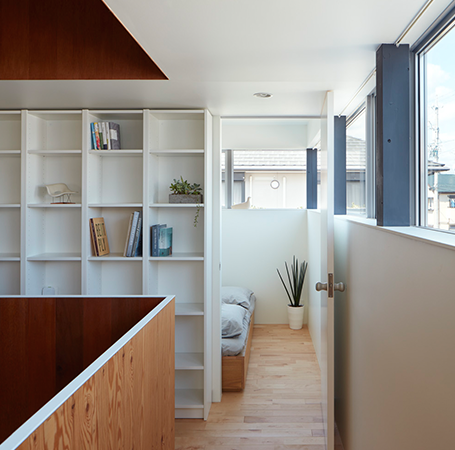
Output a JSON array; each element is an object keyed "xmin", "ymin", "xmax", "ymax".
[{"xmin": 222, "ymin": 311, "xmax": 254, "ymax": 391}]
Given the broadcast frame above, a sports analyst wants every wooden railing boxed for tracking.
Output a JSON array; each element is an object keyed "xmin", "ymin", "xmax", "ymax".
[{"xmin": 0, "ymin": 296, "xmax": 174, "ymax": 450}]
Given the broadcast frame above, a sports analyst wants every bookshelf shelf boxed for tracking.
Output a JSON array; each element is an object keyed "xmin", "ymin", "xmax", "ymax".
[
  {"xmin": 0, "ymin": 150, "xmax": 21, "ymax": 156},
  {"xmin": 89, "ymin": 150, "xmax": 143, "ymax": 156},
  {"xmin": 150, "ymin": 203, "xmax": 204, "ymax": 208},
  {"xmin": 149, "ymin": 252, "xmax": 204, "ymax": 261},
  {"xmin": 175, "ymin": 303, "xmax": 204, "ymax": 316},
  {"xmin": 28, "ymin": 150, "xmax": 81, "ymax": 156},
  {"xmin": 27, "ymin": 253, "xmax": 82, "ymax": 261},
  {"xmin": 88, "ymin": 253, "xmax": 143, "ymax": 261},
  {"xmin": 175, "ymin": 352, "xmax": 204, "ymax": 370},
  {"xmin": 0, "ymin": 253, "xmax": 20, "ymax": 261},
  {"xmin": 88, "ymin": 203, "xmax": 143, "ymax": 208},
  {"xmin": 175, "ymin": 389, "xmax": 204, "ymax": 409},
  {"xmin": 28, "ymin": 203, "xmax": 82, "ymax": 208},
  {"xmin": 150, "ymin": 149, "xmax": 204, "ymax": 156},
  {"xmin": 0, "ymin": 204, "xmax": 20, "ymax": 208}
]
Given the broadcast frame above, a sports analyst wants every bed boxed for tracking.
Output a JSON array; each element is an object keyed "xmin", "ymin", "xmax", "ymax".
[{"xmin": 221, "ymin": 286, "xmax": 256, "ymax": 391}]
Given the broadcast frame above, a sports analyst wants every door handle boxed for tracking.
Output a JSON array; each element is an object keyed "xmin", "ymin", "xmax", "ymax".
[
  {"xmin": 315, "ymin": 282, "xmax": 327, "ymax": 291},
  {"xmin": 334, "ymin": 282, "xmax": 345, "ymax": 292}
]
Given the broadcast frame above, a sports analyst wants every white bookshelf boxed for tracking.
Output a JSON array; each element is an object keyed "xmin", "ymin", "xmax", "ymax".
[{"xmin": 0, "ymin": 108, "xmax": 213, "ymax": 420}]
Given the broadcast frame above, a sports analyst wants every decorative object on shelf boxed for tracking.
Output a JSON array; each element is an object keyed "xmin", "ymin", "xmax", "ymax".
[
  {"xmin": 89, "ymin": 217, "xmax": 110, "ymax": 256},
  {"xmin": 277, "ymin": 256, "xmax": 308, "ymax": 330},
  {"xmin": 169, "ymin": 176, "xmax": 203, "ymax": 227},
  {"xmin": 45, "ymin": 183, "xmax": 77, "ymax": 204}
]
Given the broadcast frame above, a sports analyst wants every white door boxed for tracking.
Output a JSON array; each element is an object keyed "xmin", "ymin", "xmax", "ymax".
[{"xmin": 318, "ymin": 91, "xmax": 335, "ymax": 450}]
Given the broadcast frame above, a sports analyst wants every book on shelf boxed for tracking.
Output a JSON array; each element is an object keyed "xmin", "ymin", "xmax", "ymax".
[
  {"xmin": 109, "ymin": 122, "xmax": 121, "ymax": 149},
  {"xmin": 151, "ymin": 223, "xmax": 167, "ymax": 257},
  {"xmin": 123, "ymin": 211, "xmax": 142, "ymax": 257},
  {"xmin": 90, "ymin": 122, "xmax": 121, "ymax": 150},
  {"xmin": 158, "ymin": 226, "xmax": 173, "ymax": 257},
  {"xmin": 90, "ymin": 217, "xmax": 110, "ymax": 256}
]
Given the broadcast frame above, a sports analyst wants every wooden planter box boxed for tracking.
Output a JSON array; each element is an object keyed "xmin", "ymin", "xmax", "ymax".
[{"xmin": 169, "ymin": 194, "xmax": 203, "ymax": 203}]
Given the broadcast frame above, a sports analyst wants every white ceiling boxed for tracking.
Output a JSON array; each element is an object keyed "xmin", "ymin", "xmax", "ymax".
[{"xmin": 0, "ymin": 0, "xmax": 453, "ymax": 116}]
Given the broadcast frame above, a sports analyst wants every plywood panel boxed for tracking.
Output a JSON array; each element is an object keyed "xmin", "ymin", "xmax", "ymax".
[
  {"xmin": 0, "ymin": 0, "xmax": 167, "ymax": 80},
  {"xmin": 0, "ymin": 296, "xmax": 169, "ymax": 447}
]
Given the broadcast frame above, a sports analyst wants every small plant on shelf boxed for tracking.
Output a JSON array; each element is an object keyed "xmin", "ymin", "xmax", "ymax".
[{"xmin": 169, "ymin": 176, "xmax": 203, "ymax": 227}]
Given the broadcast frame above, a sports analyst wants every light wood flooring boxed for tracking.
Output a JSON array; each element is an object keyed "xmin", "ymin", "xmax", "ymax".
[{"xmin": 175, "ymin": 324, "xmax": 325, "ymax": 450}]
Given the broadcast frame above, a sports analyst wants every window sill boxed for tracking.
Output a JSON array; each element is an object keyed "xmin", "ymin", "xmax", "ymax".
[{"xmin": 336, "ymin": 215, "xmax": 455, "ymax": 251}]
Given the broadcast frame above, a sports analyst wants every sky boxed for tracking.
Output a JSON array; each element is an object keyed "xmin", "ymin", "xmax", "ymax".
[{"xmin": 427, "ymin": 25, "xmax": 455, "ymax": 173}]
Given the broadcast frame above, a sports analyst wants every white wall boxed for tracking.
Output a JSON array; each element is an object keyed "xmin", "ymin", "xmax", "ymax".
[
  {"xmin": 334, "ymin": 218, "xmax": 455, "ymax": 450},
  {"xmin": 306, "ymin": 210, "xmax": 322, "ymax": 362},
  {"xmin": 222, "ymin": 119, "xmax": 308, "ymax": 149},
  {"xmin": 222, "ymin": 209, "xmax": 308, "ymax": 324}
]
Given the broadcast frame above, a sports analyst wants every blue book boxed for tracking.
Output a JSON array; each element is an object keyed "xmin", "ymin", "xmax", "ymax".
[
  {"xmin": 158, "ymin": 227, "xmax": 173, "ymax": 257},
  {"xmin": 90, "ymin": 123, "xmax": 97, "ymax": 150},
  {"xmin": 151, "ymin": 223, "xmax": 166, "ymax": 257}
]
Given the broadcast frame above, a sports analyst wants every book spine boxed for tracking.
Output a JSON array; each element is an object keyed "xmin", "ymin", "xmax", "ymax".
[
  {"xmin": 127, "ymin": 211, "xmax": 140, "ymax": 257},
  {"xmin": 106, "ymin": 122, "xmax": 111, "ymax": 150},
  {"xmin": 131, "ymin": 214, "xmax": 142, "ymax": 257},
  {"xmin": 102, "ymin": 122, "xmax": 108, "ymax": 150},
  {"xmin": 134, "ymin": 226, "xmax": 143, "ymax": 257},
  {"xmin": 94, "ymin": 123, "xmax": 101, "ymax": 150},
  {"xmin": 90, "ymin": 123, "xmax": 96, "ymax": 150},
  {"xmin": 110, "ymin": 122, "xmax": 121, "ymax": 150},
  {"xmin": 123, "ymin": 213, "xmax": 134, "ymax": 256},
  {"xmin": 151, "ymin": 225, "xmax": 157, "ymax": 257},
  {"xmin": 89, "ymin": 219, "xmax": 99, "ymax": 256}
]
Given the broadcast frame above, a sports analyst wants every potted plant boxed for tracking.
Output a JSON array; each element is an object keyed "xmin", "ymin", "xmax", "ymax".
[
  {"xmin": 169, "ymin": 176, "xmax": 203, "ymax": 227},
  {"xmin": 169, "ymin": 176, "xmax": 203, "ymax": 203},
  {"xmin": 277, "ymin": 256, "xmax": 308, "ymax": 330}
]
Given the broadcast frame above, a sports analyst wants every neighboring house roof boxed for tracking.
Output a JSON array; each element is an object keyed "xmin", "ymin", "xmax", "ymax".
[
  {"xmin": 428, "ymin": 160, "xmax": 450, "ymax": 175},
  {"xmin": 222, "ymin": 135, "xmax": 366, "ymax": 172},
  {"xmin": 429, "ymin": 173, "xmax": 455, "ymax": 193}
]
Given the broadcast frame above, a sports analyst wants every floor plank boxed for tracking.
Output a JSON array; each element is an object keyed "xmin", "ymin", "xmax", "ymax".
[{"xmin": 175, "ymin": 325, "xmax": 325, "ymax": 450}]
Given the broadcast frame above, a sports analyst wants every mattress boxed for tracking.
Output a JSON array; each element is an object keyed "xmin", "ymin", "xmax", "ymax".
[{"xmin": 222, "ymin": 294, "xmax": 255, "ymax": 357}]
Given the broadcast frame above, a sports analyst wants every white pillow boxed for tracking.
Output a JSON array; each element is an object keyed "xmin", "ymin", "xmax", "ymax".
[
  {"xmin": 221, "ymin": 304, "xmax": 247, "ymax": 338},
  {"xmin": 221, "ymin": 286, "xmax": 253, "ymax": 309}
]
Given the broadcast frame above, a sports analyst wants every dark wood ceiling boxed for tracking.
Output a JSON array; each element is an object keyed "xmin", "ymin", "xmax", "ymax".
[{"xmin": 0, "ymin": 0, "xmax": 167, "ymax": 80}]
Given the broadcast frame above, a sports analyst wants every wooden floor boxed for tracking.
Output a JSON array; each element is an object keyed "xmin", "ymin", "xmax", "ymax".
[{"xmin": 175, "ymin": 324, "xmax": 325, "ymax": 450}]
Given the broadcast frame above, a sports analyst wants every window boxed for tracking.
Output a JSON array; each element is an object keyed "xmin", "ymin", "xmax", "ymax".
[
  {"xmin": 345, "ymin": 93, "xmax": 375, "ymax": 217},
  {"xmin": 222, "ymin": 149, "xmax": 307, "ymax": 209},
  {"xmin": 417, "ymin": 15, "xmax": 455, "ymax": 231},
  {"xmin": 346, "ymin": 107, "xmax": 366, "ymax": 215}
]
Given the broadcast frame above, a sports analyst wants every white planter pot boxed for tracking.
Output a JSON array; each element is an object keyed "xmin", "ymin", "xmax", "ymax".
[{"xmin": 287, "ymin": 305, "xmax": 304, "ymax": 330}]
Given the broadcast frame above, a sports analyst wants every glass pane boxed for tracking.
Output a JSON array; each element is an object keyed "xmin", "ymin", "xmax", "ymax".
[
  {"xmin": 232, "ymin": 150, "xmax": 306, "ymax": 209},
  {"xmin": 425, "ymin": 27, "xmax": 455, "ymax": 231},
  {"xmin": 221, "ymin": 151, "xmax": 226, "ymax": 208},
  {"xmin": 346, "ymin": 110, "xmax": 366, "ymax": 215}
]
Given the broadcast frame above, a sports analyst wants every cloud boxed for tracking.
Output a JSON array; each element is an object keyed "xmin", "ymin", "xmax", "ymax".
[{"xmin": 427, "ymin": 63, "xmax": 450, "ymax": 91}]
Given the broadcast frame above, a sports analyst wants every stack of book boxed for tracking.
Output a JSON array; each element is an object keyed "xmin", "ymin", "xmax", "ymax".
[
  {"xmin": 151, "ymin": 224, "xmax": 173, "ymax": 257},
  {"xmin": 123, "ymin": 211, "xmax": 142, "ymax": 257},
  {"xmin": 90, "ymin": 122, "xmax": 121, "ymax": 150},
  {"xmin": 89, "ymin": 217, "xmax": 110, "ymax": 256}
]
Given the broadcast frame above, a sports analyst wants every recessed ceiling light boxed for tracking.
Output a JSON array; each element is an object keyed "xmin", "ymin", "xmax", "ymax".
[{"xmin": 253, "ymin": 92, "xmax": 273, "ymax": 98}]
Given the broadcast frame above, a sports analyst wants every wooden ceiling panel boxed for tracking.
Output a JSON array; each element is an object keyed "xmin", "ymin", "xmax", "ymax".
[{"xmin": 0, "ymin": 0, "xmax": 167, "ymax": 80}]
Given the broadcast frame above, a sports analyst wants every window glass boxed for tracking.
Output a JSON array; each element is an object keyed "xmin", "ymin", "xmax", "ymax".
[
  {"xmin": 424, "ymin": 26, "xmax": 455, "ymax": 230},
  {"xmin": 222, "ymin": 150, "xmax": 306, "ymax": 209},
  {"xmin": 346, "ymin": 110, "xmax": 366, "ymax": 215}
]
